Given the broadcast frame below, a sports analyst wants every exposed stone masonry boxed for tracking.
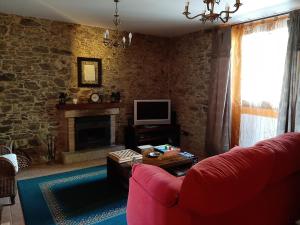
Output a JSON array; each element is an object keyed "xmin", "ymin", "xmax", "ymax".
[
  {"xmin": 0, "ymin": 13, "xmax": 213, "ymax": 162},
  {"xmin": 169, "ymin": 31, "xmax": 212, "ymax": 159},
  {"xmin": 0, "ymin": 13, "xmax": 170, "ymax": 162}
]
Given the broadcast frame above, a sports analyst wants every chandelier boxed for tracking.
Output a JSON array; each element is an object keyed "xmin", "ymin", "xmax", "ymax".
[
  {"xmin": 103, "ymin": 0, "xmax": 132, "ymax": 48},
  {"xmin": 183, "ymin": 0, "xmax": 242, "ymax": 23}
]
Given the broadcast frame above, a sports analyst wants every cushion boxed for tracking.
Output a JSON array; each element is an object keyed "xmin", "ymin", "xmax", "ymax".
[
  {"xmin": 255, "ymin": 132, "xmax": 300, "ymax": 184},
  {"xmin": 1, "ymin": 153, "xmax": 19, "ymax": 173},
  {"xmin": 179, "ymin": 145, "xmax": 275, "ymax": 215}
]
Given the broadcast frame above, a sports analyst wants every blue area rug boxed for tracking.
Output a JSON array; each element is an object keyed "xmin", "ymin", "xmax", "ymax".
[{"xmin": 18, "ymin": 166, "xmax": 127, "ymax": 225}]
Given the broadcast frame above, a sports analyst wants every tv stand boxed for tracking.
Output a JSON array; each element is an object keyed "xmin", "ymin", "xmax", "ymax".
[
  {"xmin": 143, "ymin": 125, "xmax": 160, "ymax": 129},
  {"xmin": 125, "ymin": 124, "xmax": 180, "ymax": 151}
]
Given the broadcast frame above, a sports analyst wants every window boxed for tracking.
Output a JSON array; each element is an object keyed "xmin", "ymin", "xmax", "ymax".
[{"xmin": 231, "ymin": 18, "xmax": 289, "ymax": 147}]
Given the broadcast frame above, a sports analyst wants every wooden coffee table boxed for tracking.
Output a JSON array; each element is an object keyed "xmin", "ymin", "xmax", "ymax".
[{"xmin": 107, "ymin": 149, "xmax": 196, "ymax": 191}]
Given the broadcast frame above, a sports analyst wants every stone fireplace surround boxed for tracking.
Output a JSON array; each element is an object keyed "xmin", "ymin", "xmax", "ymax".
[{"xmin": 57, "ymin": 103, "xmax": 124, "ymax": 164}]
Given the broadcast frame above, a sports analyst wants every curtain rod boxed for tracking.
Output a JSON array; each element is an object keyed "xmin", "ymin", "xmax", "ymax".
[{"xmin": 230, "ymin": 10, "xmax": 296, "ymax": 26}]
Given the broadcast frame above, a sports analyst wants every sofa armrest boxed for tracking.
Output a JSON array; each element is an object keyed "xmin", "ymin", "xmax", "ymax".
[
  {"xmin": 131, "ymin": 164, "xmax": 183, "ymax": 207},
  {"xmin": 1, "ymin": 154, "xmax": 18, "ymax": 173},
  {"xmin": 0, "ymin": 157, "xmax": 17, "ymax": 176}
]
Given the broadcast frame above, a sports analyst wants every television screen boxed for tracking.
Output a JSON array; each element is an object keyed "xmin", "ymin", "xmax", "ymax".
[
  {"xmin": 134, "ymin": 100, "xmax": 171, "ymax": 125},
  {"xmin": 137, "ymin": 102, "xmax": 169, "ymax": 120}
]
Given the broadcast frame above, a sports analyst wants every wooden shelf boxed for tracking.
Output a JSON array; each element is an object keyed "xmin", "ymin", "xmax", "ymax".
[
  {"xmin": 134, "ymin": 124, "xmax": 179, "ymax": 134},
  {"xmin": 125, "ymin": 124, "xmax": 180, "ymax": 150},
  {"xmin": 138, "ymin": 136, "xmax": 170, "ymax": 144},
  {"xmin": 56, "ymin": 103, "xmax": 123, "ymax": 111}
]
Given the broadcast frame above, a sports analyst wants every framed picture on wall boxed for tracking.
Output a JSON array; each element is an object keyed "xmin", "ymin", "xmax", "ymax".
[{"xmin": 77, "ymin": 57, "xmax": 102, "ymax": 87}]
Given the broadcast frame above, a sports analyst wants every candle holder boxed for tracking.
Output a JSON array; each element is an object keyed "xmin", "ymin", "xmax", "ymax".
[
  {"xmin": 183, "ymin": 0, "xmax": 242, "ymax": 23},
  {"xmin": 103, "ymin": 0, "xmax": 133, "ymax": 48}
]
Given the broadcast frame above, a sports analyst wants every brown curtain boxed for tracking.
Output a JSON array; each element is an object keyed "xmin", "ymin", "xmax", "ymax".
[
  {"xmin": 277, "ymin": 11, "xmax": 300, "ymax": 133},
  {"xmin": 230, "ymin": 25, "xmax": 244, "ymax": 147},
  {"xmin": 205, "ymin": 27, "xmax": 231, "ymax": 156}
]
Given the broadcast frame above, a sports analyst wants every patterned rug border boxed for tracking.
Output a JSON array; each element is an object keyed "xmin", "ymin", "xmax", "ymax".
[
  {"xmin": 18, "ymin": 166, "xmax": 127, "ymax": 225},
  {"xmin": 39, "ymin": 170, "xmax": 126, "ymax": 225}
]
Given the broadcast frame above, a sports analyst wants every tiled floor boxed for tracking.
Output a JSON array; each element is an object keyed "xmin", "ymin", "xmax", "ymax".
[{"xmin": 0, "ymin": 159, "xmax": 106, "ymax": 225}]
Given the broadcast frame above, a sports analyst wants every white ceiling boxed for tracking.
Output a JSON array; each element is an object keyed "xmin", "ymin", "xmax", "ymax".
[{"xmin": 0, "ymin": 0, "xmax": 300, "ymax": 37}]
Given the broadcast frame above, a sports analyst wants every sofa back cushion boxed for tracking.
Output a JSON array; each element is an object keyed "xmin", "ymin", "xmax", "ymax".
[
  {"xmin": 179, "ymin": 146, "xmax": 274, "ymax": 215},
  {"xmin": 255, "ymin": 132, "xmax": 300, "ymax": 184},
  {"xmin": 179, "ymin": 132, "xmax": 300, "ymax": 216}
]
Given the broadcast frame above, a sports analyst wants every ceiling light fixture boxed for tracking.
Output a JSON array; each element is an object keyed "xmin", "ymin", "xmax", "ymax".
[
  {"xmin": 103, "ymin": 0, "xmax": 132, "ymax": 48},
  {"xmin": 183, "ymin": 0, "xmax": 242, "ymax": 23}
]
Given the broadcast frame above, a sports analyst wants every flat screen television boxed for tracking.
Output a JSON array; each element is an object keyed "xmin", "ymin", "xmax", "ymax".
[{"xmin": 134, "ymin": 100, "xmax": 171, "ymax": 125}]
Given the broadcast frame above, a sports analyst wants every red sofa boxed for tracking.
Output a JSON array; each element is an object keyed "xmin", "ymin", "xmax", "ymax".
[{"xmin": 127, "ymin": 132, "xmax": 300, "ymax": 225}]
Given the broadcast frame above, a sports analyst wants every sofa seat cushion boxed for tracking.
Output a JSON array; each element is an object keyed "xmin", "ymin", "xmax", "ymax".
[
  {"xmin": 131, "ymin": 164, "xmax": 183, "ymax": 207},
  {"xmin": 179, "ymin": 146, "xmax": 275, "ymax": 215},
  {"xmin": 1, "ymin": 154, "xmax": 18, "ymax": 173}
]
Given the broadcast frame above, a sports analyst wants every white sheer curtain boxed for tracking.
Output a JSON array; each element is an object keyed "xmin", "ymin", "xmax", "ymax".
[{"xmin": 232, "ymin": 18, "xmax": 289, "ymax": 147}]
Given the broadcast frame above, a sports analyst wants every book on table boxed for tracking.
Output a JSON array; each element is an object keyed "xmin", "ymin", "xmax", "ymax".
[
  {"xmin": 154, "ymin": 144, "xmax": 180, "ymax": 156},
  {"xmin": 137, "ymin": 145, "xmax": 154, "ymax": 153}
]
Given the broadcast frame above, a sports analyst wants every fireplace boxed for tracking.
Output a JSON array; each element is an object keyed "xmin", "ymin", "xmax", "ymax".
[
  {"xmin": 57, "ymin": 104, "xmax": 124, "ymax": 164},
  {"xmin": 75, "ymin": 116, "xmax": 111, "ymax": 151},
  {"xmin": 57, "ymin": 106, "xmax": 119, "ymax": 153}
]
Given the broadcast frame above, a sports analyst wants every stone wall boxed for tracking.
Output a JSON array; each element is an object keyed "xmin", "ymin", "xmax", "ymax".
[
  {"xmin": 0, "ymin": 13, "xmax": 169, "ymax": 162},
  {"xmin": 0, "ymin": 12, "xmax": 214, "ymax": 162},
  {"xmin": 168, "ymin": 30, "xmax": 213, "ymax": 159}
]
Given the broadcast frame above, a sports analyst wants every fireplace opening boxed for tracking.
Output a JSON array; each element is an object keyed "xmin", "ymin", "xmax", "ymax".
[{"xmin": 75, "ymin": 116, "xmax": 111, "ymax": 151}]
